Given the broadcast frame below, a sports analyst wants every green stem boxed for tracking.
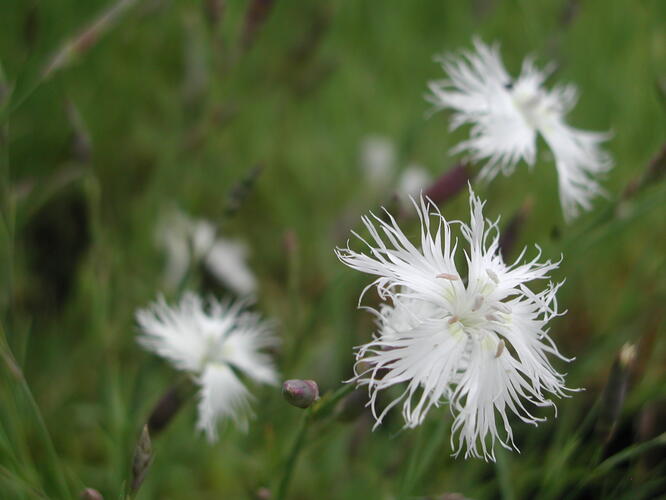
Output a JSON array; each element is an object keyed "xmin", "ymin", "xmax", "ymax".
[
  {"xmin": 275, "ymin": 383, "xmax": 356, "ymax": 499},
  {"xmin": 494, "ymin": 447, "xmax": 516, "ymax": 500},
  {"xmin": 398, "ymin": 416, "xmax": 449, "ymax": 499},
  {"xmin": 310, "ymin": 383, "xmax": 356, "ymax": 420},
  {"xmin": 276, "ymin": 412, "xmax": 311, "ymax": 500}
]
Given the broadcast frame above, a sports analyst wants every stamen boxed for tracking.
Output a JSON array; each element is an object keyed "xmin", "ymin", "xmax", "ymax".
[
  {"xmin": 472, "ymin": 296, "xmax": 484, "ymax": 311},
  {"xmin": 437, "ymin": 273, "xmax": 459, "ymax": 281},
  {"xmin": 448, "ymin": 315, "xmax": 459, "ymax": 325},
  {"xmin": 495, "ymin": 340, "xmax": 505, "ymax": 358},
  {"xmin": 486, "ymin": 268, "xmax": 499, "ymax": 284},
  {"xmin": 485, "ymin": 313, "xmax": 499, "ymax": 322}
]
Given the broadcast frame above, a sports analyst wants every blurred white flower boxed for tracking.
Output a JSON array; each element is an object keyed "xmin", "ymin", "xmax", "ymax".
[
  {"xmin": 395, "ymin": 164, "xmax": 432, "ymax": 208},
  {"xmin": 427, "ymin": 38, "xmax": 612, "ymax": 220},
  {"xmin": 137, "ymin": 293, "xmax": 278, "ymax": 441},
  {"xmin": 156, "ymin": 209, "xmax": 257, "ymax": 295},
  {"xmin": 336, "ymin": 188, "xmax": 572, "ymax": 460},
  {"xmin": 359, "ymin": 135, "xmax": 433, "ymax": 209},
  {"xmin": 360, "ymin": 135, "xmax": 397, "ymax": 191}
]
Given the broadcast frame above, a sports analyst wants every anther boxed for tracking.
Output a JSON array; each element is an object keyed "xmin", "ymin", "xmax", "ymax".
[
  {"xmin": 486, "ymin": 268, "xmax": 499, "ymax": 284},
  {"xmin": 448, "ymin": 315, "xmax": 460, "ymax": 325},
  {"xmin": 472, "ymin": 296, "xmax": 484, "ymax": 311},
  {"xmin": 437, "ymin": 273, "xmax": 459, "ymax": 281},
  {"xmin": 485, "ymin": 313, "xmax": 499, "ymax": 322},
  {"xmin": 495, "ymin": 340, "xmax": 505, "ymax": 358}
]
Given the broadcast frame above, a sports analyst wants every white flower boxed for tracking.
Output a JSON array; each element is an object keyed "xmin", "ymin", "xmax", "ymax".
[
  {"xmin": 359, "ymin": 136, "xmax": 433, "ymax": 210},
  {"xmin": 395, "ymin": 164, "xmax": 432, "ymax": 208},
  {"xmin": 136, "ymin": 293, "xmax": 278, "ymax": 441},
  {"xmin": 360, "ymin": 135, "xmax": 397, "ymax": 190},
  {"xmin": 156, "ymin": 209, "xmax": 257, "ymax": 295},
  {"xmin": 427, "ymin": 38, "xmax": 612, "ymax": 220},
  {"xmin": 336, "ymin": 188, "xmax": 572, "ymax": 460}
]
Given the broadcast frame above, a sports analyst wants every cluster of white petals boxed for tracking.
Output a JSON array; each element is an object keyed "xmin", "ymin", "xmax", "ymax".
[
  {"xmin": 336, "ymin": 188, "xmax": 572, "ymax": 460},
  {"xmin": 427, "ymin": 38, "xmax": 612, "ymax": 220},
  {"xmin": 156, "ymin": 209, "xmax": 257, "ymax": 295},
  {"xmin": 136, "ymin": 293, "xmax": 278, "ymax": 441}
]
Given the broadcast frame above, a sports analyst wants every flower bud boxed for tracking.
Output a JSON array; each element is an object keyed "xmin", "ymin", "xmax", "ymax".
[
  {"xmin": 131, "ymin": 425, "xmax": 153, "ymax": 494},
  {"xmin": 255, "ymin": 487, "xmax": 272, "ymax": 499},
  {"xmin": 597, "ymin": 343, "xmax": 636, "ymax": 444},
  {"xmin": 147, "ymin": 384, "xmax": 185, "ymax": 436},
  {"xmin": 80, "ymin": 488, "xmax": 104, "ymax": 500},
  {"xmin": 282, "ymin": 379, "xmax": 319, "ymax": 409},
  {"xmin": 618, "ymin": 342, "xmax": 637, "ymax": 368},
  {"xmin": 499, "ymin": 197, "xmax": 533, "ymax": 259},
  {"xmin": 423, "ymin": 162, "xmax": 470, "ymax": 206}
]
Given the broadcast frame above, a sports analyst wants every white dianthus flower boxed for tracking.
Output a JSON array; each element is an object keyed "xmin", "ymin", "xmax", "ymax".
[
  {"xmin": 156, "ymin": 209, "xmax": 257, "ymax": 296},
  {"xmin": 395, "ymin": 164, "xmax": 432, "ymax": 209},
  {"xmin": 136, "ymin": 293, "xmax": 278, "ymax": 441},
  {"xmin": 427, "ymin": 38, "xmax": 612, "ymax": 221},
  {"xmin": 336, "ymin": 188, "xmax": 572, "ymax": 460}
]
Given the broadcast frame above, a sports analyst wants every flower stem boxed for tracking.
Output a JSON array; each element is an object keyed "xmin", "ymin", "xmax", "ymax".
[
  {"xmin": 398, "ymin": 415, "xmax": 449, "ymax": 499},
  {"xmin": 310, "ymin": 382, "xmax": 356, "ymax": 420},
  {"xmin": 275, "ymin": 382, "xmax": 356, "ymax": 499},
  {"xmin": 494, "ymin": 447, "xmax": 516, "ymax": 500},
  {"xmin": 276, "ymin": 412, "xmax": 311, "ymax": 500}
]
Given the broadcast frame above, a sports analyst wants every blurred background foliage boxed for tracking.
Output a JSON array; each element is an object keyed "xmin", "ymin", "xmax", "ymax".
[{"xmin": 1, "ymin": 0, "xmax": 665, "ymax": 498}]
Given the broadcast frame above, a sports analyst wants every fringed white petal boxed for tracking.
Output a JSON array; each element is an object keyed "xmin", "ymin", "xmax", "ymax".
[
  {"xmin": 338, "ymin": 187, "xmax": 572, "ymax": 460},
  {"xmin": 136, "ymin": 293, "xmax": 278, "ymax": 438},
  {"xmin": 136, "ymin": 293, "xmax": 220, "ymax": 372},
  {"xmin": 428, "ymin": 38, "xmax": 612, "ymax": 220},
  {"xmin": 220, "ymin": 313, "xmax": 279, "ymax": 385},
  {"xmin": 206, "ymin": 239, "xmax": 258, "ymax": 296},
  {"xmin": 196, "ymin": 364, "xmax": 254, "ymax": 442},
  {"xmin": 539, "ymin": 119, "xmax": 613, "ymax": 221},
  {"xmin": 155, "ymin": 208, "xmax": 257, "ymax": 295},
  {"xmin": 335, "ymin": 197, "xmax": 460, "ymax": 307}
]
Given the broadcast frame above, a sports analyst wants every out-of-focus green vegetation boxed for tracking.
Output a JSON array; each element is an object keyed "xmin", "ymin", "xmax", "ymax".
[{"xmin": 1, "ymin": 0, "xmax": 665, "ymax": 498}]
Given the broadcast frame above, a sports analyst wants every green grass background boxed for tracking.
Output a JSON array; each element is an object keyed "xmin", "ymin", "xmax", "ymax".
[{"xmin": 1, "ymin": 0, "xmax": 665, "ymax": 498}]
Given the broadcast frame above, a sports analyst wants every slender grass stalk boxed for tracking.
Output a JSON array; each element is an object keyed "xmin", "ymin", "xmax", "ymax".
[
  {"xmin": 592, "ymin": 432, "xmax": 666, "ymax": 477},
  {"xmin": 0, "ymin": 323, "xmax": 73, "ymax": 499},
  {"xmin": 398, "ymin": 416, "xmax": 449, "ymax": 500},
  {"xmin": 0, "ymin": 0, "xmax": 139, "ymax": 124},
  {"xmin": 0, "ymin": 61, "xmax": 15, "ymax": 321},
  {"xmin": 564, "ymin": 432, "xmax": 666, "ymax": 500},
  {"xmin": 0, "ymin": 465, "xmax": 48, "ymax": 498}
]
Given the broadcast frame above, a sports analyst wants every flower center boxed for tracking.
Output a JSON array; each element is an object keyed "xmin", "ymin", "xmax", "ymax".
[
  {"xmin": 199, "ymin": 334, "xmax": 234, "ymax": 370},
  {"xmin": 440, "ymin": 268, "xmax": 512, "ymax": 348},
  {"xmin": 510, "ymin": 83, "xmax": 565, "ymax": 132}
]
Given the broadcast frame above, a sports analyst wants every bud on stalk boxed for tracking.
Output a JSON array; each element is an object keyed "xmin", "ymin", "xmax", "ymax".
[
  {"xmin": 423, "ymin": 162, "xmax": 470, "ymax": 206},
  {"xmin": 282, "ymin": 379, "xmax": 319, "ymax": 409},
  {"xmin": 596, "ymin": 343, "xmax": 636, "ymax": 444},
  {"xmin": 130, "ymin": 425, "xmax": 153, "ymax": 494}
]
